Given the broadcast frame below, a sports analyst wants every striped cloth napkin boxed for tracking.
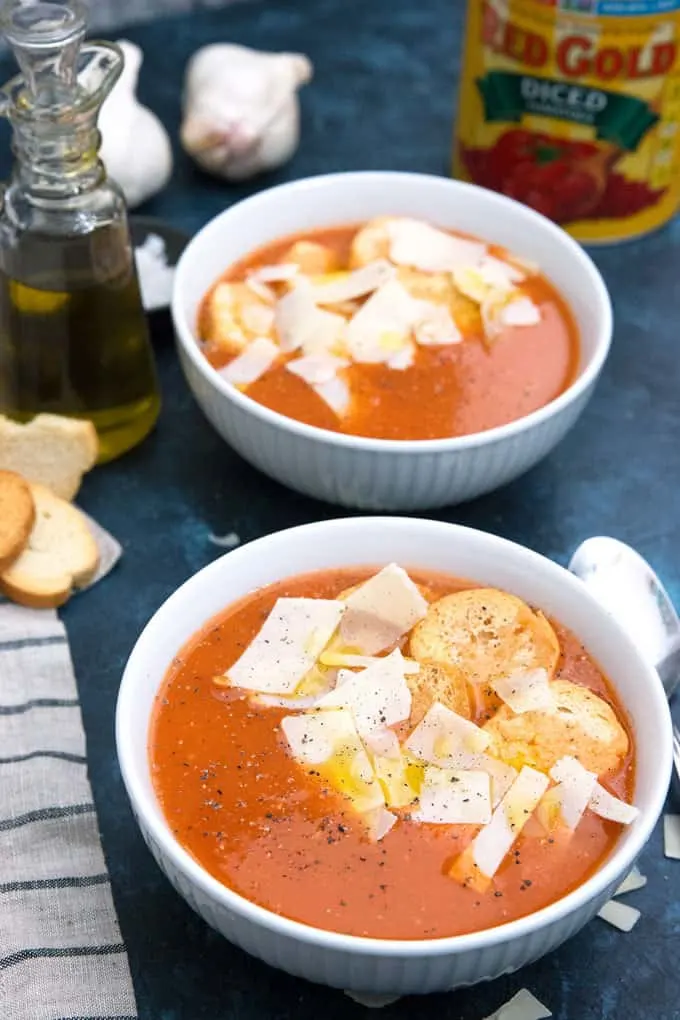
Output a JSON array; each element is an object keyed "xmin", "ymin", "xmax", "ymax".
[{"xmin": 0, "ymin": 519, "xmax": 138, "ymax": 1020}]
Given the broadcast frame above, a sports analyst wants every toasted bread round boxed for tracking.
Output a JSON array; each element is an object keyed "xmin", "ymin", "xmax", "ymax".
[
  {"xmin": 0, "ymin": 470, "xmax": 35, "ymax": 570},
  {"xmin": 203, "ymin": 282, "xmax": 275, "ymax": 356},
  {"xmin": 483, "ymin": 678, "xmax": 629, "ymax": 776},
  {"xmin": 0, "ymin": 483, "xmax": 99, "ymax": 609},
  {"xmin": 0, "ymin": 413, "xmax": 98, "ymax": 499},
  {"xmin": 406, "ymin": 661, "xmax": 471, "ymax": 728},
  {"xmin": 409, "ymin": 588, "xmax": 560, "ymax": 688}
]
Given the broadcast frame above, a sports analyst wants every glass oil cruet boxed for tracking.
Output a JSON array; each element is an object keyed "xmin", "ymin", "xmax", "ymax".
[{"xmin": 0, "ymin": 0, "xmax": 160, "ymax": 462}]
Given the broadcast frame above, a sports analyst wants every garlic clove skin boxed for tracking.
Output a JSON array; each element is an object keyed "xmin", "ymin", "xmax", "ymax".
[
  {"xmin": 97, "ymin": 40, "xmax": 173, "ymax": 208},
  {"xmin": 180, "ymin": 44, "xmax": 313, "ymax": 181}
]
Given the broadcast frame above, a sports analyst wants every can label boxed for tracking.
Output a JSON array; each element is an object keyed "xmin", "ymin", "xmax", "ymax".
[{"xmin": 453, "ymin": 0, "xmax": 680, "ymax": 242}]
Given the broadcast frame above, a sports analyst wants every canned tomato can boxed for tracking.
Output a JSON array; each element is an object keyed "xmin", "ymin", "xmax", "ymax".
[{"xmin": 453, "ymin": 0, "xmax": 680, "ymax": 243}]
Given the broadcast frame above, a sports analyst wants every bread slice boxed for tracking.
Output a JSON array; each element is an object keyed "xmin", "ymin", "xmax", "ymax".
[
  {"xmin": 0, "ymin": 470, "xmax": 35, "ymax": 570},
  {"xmin": 0, "ymin": 414, "xmax": 98, "ymax": 501},
  {"xmin": 0, "ymin": 483, "xmax": 100, "ymax": 609}
]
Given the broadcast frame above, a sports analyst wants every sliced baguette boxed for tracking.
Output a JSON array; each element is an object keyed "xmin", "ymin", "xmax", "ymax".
[
  {"xmin": 0, "ymin": 470, "xmax": 35, "ymax": 570},
  {"xmin": 0, "ymin": 414, "xmax": 98, "ymax": 501},
  {"xmin": 0, "ymin": 483, "xmax": 100, "ymax": 609}
]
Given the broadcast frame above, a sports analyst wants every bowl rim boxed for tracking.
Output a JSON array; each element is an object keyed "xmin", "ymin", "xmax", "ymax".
[
  {"xmin": 171, "ymin": 171, "xmax": 613, "ymax": 455},
  {"xmin": 116, "ymin": 517, "xmax": 671, "ymax": 959}
]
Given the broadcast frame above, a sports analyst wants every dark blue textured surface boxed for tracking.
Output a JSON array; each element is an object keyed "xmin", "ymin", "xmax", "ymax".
[{"xmin": 1, "ymin": 0, "xmax": 678, "ymax": 1016}]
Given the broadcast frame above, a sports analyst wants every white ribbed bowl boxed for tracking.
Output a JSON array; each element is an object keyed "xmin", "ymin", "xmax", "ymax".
[
  {"xmin": 116, "ymin": 518, "xmax": 671, "ymax": 996},
  {"xmin": 172, "ymin": 172, "xmax": 612, "ymax": 511}
]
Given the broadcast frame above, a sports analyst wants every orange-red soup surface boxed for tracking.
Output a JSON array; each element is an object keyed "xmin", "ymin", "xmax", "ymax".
[
  {"xmin": 199, "ymin": 225, "xmax": 580, "ymax": 441},
  {"xmin": 149, "ymin": 568, "xmax": 634, "ymax": 941}
]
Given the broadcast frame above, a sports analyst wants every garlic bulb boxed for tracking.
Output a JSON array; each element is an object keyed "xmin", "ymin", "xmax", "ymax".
[
  {"xmin": 180, "ymin": 44, "xmax": 313, "ymax": 181},
  {"xmin": 97, "ymin": 41, "xmax": 173, "ymax": 208}
]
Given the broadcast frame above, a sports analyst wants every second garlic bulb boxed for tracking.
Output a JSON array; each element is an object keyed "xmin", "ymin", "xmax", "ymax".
[{"xmin": 180, "ymin": 43, "xmax": 313, "ymax": 182}]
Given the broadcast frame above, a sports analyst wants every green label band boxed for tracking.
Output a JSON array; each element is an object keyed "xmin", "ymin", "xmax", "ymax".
[{"xmin": 476, "ymin": 71, "xmax": 659, "ymax": 150}]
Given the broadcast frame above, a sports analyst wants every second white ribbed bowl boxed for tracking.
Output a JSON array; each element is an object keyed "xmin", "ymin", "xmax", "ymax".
[{"xmin": 172, "ymin": 172, "xmax": 612, "ymax": 510}]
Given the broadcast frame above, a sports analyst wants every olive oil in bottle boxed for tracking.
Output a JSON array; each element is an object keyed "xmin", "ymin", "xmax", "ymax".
[{"xmin": 0, "ymin": 0, "xmax": 161, "ymax": 462}]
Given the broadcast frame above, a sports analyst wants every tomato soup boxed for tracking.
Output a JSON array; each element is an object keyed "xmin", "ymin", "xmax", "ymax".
[
  {"xmin": 197, "ymin": 219, "xmax": 579, "ymax": 442},
  {"xmin": 150, "ymin": 567, "xmax": 635, "ymax": 941}
]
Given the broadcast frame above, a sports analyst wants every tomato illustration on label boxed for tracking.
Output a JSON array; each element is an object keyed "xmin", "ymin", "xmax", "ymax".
[{"xmin": 453, "ymin": 0, "xmax": 680, "ymax": 244}]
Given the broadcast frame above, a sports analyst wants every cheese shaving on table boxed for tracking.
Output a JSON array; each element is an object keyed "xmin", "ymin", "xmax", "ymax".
[
  {"xmin": 285, "ymin": 353, "xmax": 349, "ymax": 385},
  {"xmin": 345, "ymin": 280, "xmax": 418, "ymax": 363},
  {"xmin": 406, "ymin": 701, "xmax": 491, "ymax": 764},
  {"xmin": 597, "ymin": 899, "xmax": 641, "ymax": 932},
  {"xmin": 615, "ymin": 866, "xmax": 647, "ymax": 896},
  {"xmin": 275, "ymin": 284, "xmax": 347, "ymax": 355},
  {"xmin": 387, "ymin": 218, "xmax": 487, "ymax": 272},
  {"xmin": 412, "ymin": 766, "xmax": 492, "ymax": 825},
  {"xmin": 663, "ymin": 814, "xmax": 680, "ymax": 859},
  {"xmin": 450, "ymin": 766, "xmax": 549, "ymax": 891},
  {"xmin": 313, "ymin": 375, "xmax": 351, "ymax": 416},
  {"xmin": 492, "ymin": 668, "xmax": 555, "ymax": 714},
  {"xmin": 225, "ymin": 596, "xmax": 344, "ymax": 694},
  {"xmin": 310, "ymin": 260, "xmax": 395, "ymax": 304},
  {"xmin": 538, "ymin": 755, "xmax": 597, "ymax": 831},
  {"xmin": 281, "ymin": 707, "xmax": 385, "ymax": 815},
  {"xmin": 589, "ymin": 783, "xmax": 639, "ymax": 825},
  {"xmin": 316, "ymin": 648, "xmax": 412, "ymax": 740},
  {"xmin": 483, "ymin": 988, "xmax": 552, "ymax": 1020},
  {"xmin": 339, "ymin": 563, "xmax": 429, "ymax": 654},
  {"xmin": 219, "ymin": 337, "xmax": 280, "ymax": 386}
]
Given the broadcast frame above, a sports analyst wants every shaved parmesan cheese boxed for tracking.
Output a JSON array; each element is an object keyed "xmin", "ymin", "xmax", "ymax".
[
  {"xmin": 275, "ymin": 285, "xmax": 347, "ymax": 356},
  {"xmin": 313, "ymin": 375, "xmax": 351, "ymax": 416},
  {"xmin": 615, "ymin": 867, "xmax": 647, "ymax": 896},
  {"xmin": 589, "ymin": 784, "xmax": 639, "ymax": 825},
  {"xmin": 451, "ymin": 766, "xmax": 549, "ymax": 890},
  {"xmin": 479, "ymin": 255, "xmax": 526, "ymax": 287},
  {"xmin": 452, "ymin": 256, "xmax": 524, "ymax": 306},
  {"xmin": 406, "ymin": 701, "xmax": 491, "ymax": 765},
  {"xmin": 346, "ymin": 280, "xmax": 417, "ymax": 364},
  {"xmin": 365, "ymin": 805, "xmax": 398, "ymax": 841},
  {"xmin": 245, "ymin": 278, "xmax": 276, "ymax": 304},
  {"xmin": 311, "ymin": 260, "xmax": 395, "ymax": 304},
  {"xmin": 542, "ymin": 755, "xmax": 597, "ymax": 830},
  {"xmin": 664, "ymin": 814, "xmax": 680, "ymax": 859},
  {"xmin": 412, "ymin": 766, "xmax": 491, "ymax": 825},
  {"xmin": 387, "ymin": 344, "xmax": 416, "ymax": 369},
  {"xmin": 501, "ymin": 296, "xmax": 541, "ymax": 327},
  {"xmin": 484, "ymin": 756, "xmax": 519, "ymax": 807},
  {"xmin": 220, "ymin": 337, "xmax": 279, "ymax": 386},
  {"xmin": 319, "ymin": 650, "xmax": 419, "ymax": 673},
  {"xmin": 239, "ymin": 302, "xmax": 276, "ymax": 336},
  {"xmin": 340, "ymin": 563, "xmax": 429, "ymax": 654},
  {"xmin": 374, "ymin": 752, "xmax": 423, "ymax": 808},
  {"xmin": 249, "ymin": 263, "xmax": 299, "ymax": 284},
  {"xmin": 364, "ymin": 727, "xmax": 402, "ymax": 760},
  {"xmin": 226, "ymin": 597, "xmax": 344, "ymax": 694},
  {"xmin": 282, "ymin": 708, "xmax": 385, "ymax": 813},
  {"xmin": 483, "ymin": 988, "xmax": 552, "ymax": 1020},
  {"xmin": 286, "ymin": 353, "xmax": 349, "ymax": 385},
  {"xmin": 492, "ymin": 668, "xmax": 555, "ymax": 715},
  {"xmin": 388, "ymin": 218, "xmax": 487, "ymax": 273},
  {"xmin": 413, "ymin": 302, "xmax": 462, "ymax": 346},
  {"xmin": 597, "ymin": 899, "xmax": 641, "ymax": 932},
  {"xmin": 316, "ymin": 649, "xmax": 412, "ymax": 740},
  {"xmin": 481, "ymin": 293, "xmax": 540, "ymax": 342}
]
